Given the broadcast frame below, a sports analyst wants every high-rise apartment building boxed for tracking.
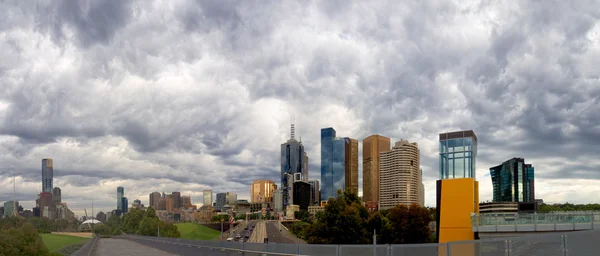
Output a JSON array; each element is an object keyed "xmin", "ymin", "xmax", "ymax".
[
  {"xmin": 226, "ymin": 192, "xmax": 237, "ymax": 205},
  {"xmin": 344, "ymin": 138, "xmax": 359, "ymax": 194},
  {"xmin": 439, "ymin": 130, "xmax": 478, "ymax": 179},
  {"xmin": 39, "ymin": 192, "xmax": 53, "ymax": 219},
  {"xmin": 379, "ymin": 140, "xmax": 421, "ymax": 210},
  {"xmin": 122, "ymin": 197, "xmax": 128, "ymax": 214},
  {"xmin": 308, "ymin": 180, "xmax": 321, "ymax": 205},
  {"xmin": 149, "ymin": 192, "xmax": 161, "ymax": 209},
  {"xmin": 490, "ymin": 158, "xmax": 535, "ymax": 203},
  {"xmin": 321, "ymin": 128, "xmax": 347, "ymax": 202},
  {"xmin": 42, "ymin": 158, "xmax": 53, "ymax": 193},
  {"xmin": 117, "ymin": 187, "xmax": 124, "ymax": 211},
  {"xmin": 273, "ymin": 189, "xmax": 283, "ymax": 212},
  {"xmin": 3, "ymin": 201, "xmax": 18, "ymax": 217},
  {"xmin": 281, "ymin": 123, "xmax": 308, "ymax": 212},
  {"xmin": 363, "ymin": 135, "xmax": 391, "ymax": 204},
  {"xmin": 250, "ymin": 180, "xmax": 276, "ymax": 203},
  {"xmin": 203, "ymin": 190, "xmax": 212, "ymax": 207},
  {"xmin": 166, "ymin": 195, "xmax": 175, "ymax": 212}
]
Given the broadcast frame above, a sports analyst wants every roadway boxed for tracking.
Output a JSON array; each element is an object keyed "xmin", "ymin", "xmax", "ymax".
[{"xmin": 92, "ymin": 238, "xmax": 178, "ymax": 256}]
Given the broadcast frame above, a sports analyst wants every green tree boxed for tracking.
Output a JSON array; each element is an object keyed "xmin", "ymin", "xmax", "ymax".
[
  {"xmin": 158, "ymin": 221, "xmax": 180, "ymax": 238},
  {"xmin": 137, "ymin": 217, "xmax": 159, "ymax": 236},
  {"xmin": 122, "ymin": 208, "xmax": 144, "ymax": 233},
  {"xmin": 386, "ymin": 203, "xmax": 432, "ymax": 244},
  {"xmin": 0, "ymin": 223, "xmax": 52, "ymax": 256}
]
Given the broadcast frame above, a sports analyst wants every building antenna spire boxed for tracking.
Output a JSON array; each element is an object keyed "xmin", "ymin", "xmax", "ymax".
[{"xmin": 291, "ymin": 114, "xmax": 295, "ymax": 140}]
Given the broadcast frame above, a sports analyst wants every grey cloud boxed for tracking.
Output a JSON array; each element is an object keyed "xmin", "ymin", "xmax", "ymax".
[{"xmin": 34, "ymin": 0, "xmax": 133, "ymax": 48}]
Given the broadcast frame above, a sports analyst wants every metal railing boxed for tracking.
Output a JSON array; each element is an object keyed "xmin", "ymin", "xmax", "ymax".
[
  {"xmin": 114, "ymin": 229, "xmax": 600, "ymax": 256},
  {"xmin": 472, "ymin": 212, "xmax": 600, "ymax": 232}
]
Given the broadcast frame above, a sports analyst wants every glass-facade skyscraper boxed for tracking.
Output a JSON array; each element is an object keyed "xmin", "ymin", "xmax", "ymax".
[
  {"xmin": 320, "ymin": 127, "xmax": 346, "ymax": 202},
  {"xmin": 42, "ymin": 158, "xmax": 53, "ymax": 193},
  {"xmin": 439, "ymin": 130, "xmax": 478, "ymax": 180},
  {"xmin": 490, "ymin": 158, "xmax": 535, "ymax": 203},
  {"xmin": 117, "ymin": 186, "xmax": 124, "ymax": 211},
  {"xmin": 281, "ymin": 123, "xmax": 307, "ymax": 213}
]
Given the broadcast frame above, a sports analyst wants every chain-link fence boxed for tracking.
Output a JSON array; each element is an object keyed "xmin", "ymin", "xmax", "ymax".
[{"xmin": 113, "ymin": 230, "xmax": 600, "ymax": 256}]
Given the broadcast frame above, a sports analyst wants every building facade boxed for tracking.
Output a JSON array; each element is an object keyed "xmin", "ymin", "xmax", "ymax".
[
  {"xmin": 344, "ymin": 138, "xmax": 359, "ymax": 194},
  {"xmin": 273, "ymin": 188, "xmax": 283, "ymax": 213},
  {"xmin": 308, "ymin": 180, "xmax": 320, "ymax": 206},
  {"xmin": 363, "ymin": 135, "xmax": 391, "ymax": 205},
  {"xmin": 490, "ymin": 158, "xmax": 535, "ymax": 203},
  {"xmin": 293, "ymin": 181, "xmax": 311, "ymax": 211},
  {"xmin": 117, "ymin": 186, "xmax": 124, "ymax": 211},
  {"xmin": 250, "ymin": 180, "xmax": 276, "ymax": 203},
  {"xmin": 42, "ymin": 158, "xmax": 53, "ymax": 193},
  {"xmin": 321, "ymin": 127, "xmax": 346, "ymax": 202},
  {"xmin": 171, "ymin": 192, "xmax": 181, "ymax": 210},
  {"xmin": 3, "ymin": 201, "xmax": 18, "ymax": 217},
  {"xmin": 379, "ymin": 140, "xmax": 421, "ymax": 209},
  {"xmin": 203, "ymin": 190, "xmax": 212, "ymax": 207},
  {"xmin": 439, "ymin": 130, "xmax": 478, "ymax": 179},
  {"xmin": 53, "ymin": 187, "xmax": 61, "ymax": 206},
  {"xmin": 281, "ymin": 124, "xmax": 308, "ymax": 213},
  {"xmin": 39, "ymin": 192, "xmax": 53, "ymax": 219},
  {"xmin": 149, "ymin": 192, "xmax": 161, "ymax": 209},
  {"xmin": 215, "ymin": 193, "xmax": 226, "ymax": 211}
]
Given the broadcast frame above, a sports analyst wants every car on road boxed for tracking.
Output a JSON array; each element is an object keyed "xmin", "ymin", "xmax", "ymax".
[
  {"xmin": 236, "ymin": 234, "xmax": 241, "ymax": 239},
  {"xmin": 227, "ymin": 238, "xmax": 234, "ymax": 242}
]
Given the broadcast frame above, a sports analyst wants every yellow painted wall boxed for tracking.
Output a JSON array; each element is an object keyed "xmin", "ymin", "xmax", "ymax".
[{"xmin": 438, "ymin": 178, "xmax": 478, "ymax": 243}]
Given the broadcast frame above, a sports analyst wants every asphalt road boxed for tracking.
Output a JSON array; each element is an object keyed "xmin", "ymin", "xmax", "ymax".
[
  {"xmin": 265, "ymin": 221, "xmax": 295, "ymax": 244},
  {"xmin": 227, "ymin": 220, "xmax": 256, "ymax": 243},
  {"xmin": 115, "ymin": 235, "xmax": 271, "ymax": 256},
  {"xmin": 92, "ymin": 238, "xmax": 177, "ymax": 256}
]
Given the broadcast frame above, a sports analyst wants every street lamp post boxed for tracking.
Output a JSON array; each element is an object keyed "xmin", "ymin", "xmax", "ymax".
[{"xmin": 220, "ymin": 219, "xmax": 224, "ymax": 240}]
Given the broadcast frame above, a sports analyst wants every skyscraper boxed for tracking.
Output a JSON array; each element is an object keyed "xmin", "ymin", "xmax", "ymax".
[
  {"xmin": 250, "ymin": 180, "xmax": 275, "ymax": 203},
  {"xmin": 308, "ymin": 180, "xmax": 321, "ymax": 205},
  {"xmin": 117, "ymin": 187, "xmax": 124, "ymax": 211},
  {"xmin": 53, "ymin": 187, "xmax": 62, "ymax": 206},
  {"xmin": 215, "ymin": 193, "xmax": 226, "ymax": 211},
  {"xmin": 344, "ymin": 137, "xmax": 359, "ymax": 194},
  {"xmin": 203, "ymin": 190, "xmax": 213, "ymax": 206},
  {"xmin": 42, "ymin": 158, "xmax": 53, "ymax": 193},
  {"xmin": 490, "ymin": 158, "xmax": 535, "ymax": 203},
  {"xmin": 281, "ymin": 123, "xmax": 307, "ymax": 212},
  {"xmin": 320, "ymin": 127, "xmax": 346, "ymax": 202},
  {"xmin": 149, "ymin": 192, "xmax": 161, "ymax": 209},
  {"xmin": 439, "ymin": 130, "xmax": 478, "ymax": 179},
  {"xmin": 362, "ymin": 134, "xmax": 391, "ymax": 204},
  {"xmin": 122, "ymin": 197, "xmax": 128, "ymax": 214},
  {"xmin": 419, "ymin": 168, "xmax": 425, "ymax": 206},
  {"xmin": 379, "ymin": 140, "xmax": 421, "ymax": 210},
  {"xmin": 172, "ymin": 192, "xmax": 181, "ymax": 210}
]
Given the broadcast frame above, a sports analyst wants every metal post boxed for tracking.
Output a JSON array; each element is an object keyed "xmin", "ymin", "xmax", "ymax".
[
  {"xmin": 387, "ymin": 244, "xmax": 391, "ymax": 256},
  {"xmin": 221, "ymin": 221, "xmax": 224, "ymax": 240},
  {"xmin": 504, "ymin": 240, "xmax": 511, "ymax": 256},
  {"xmin": 562, "ymin": 235, "xmax": 568, "ymax": 256},
  {"xmin": 336, "ymin": 244, "xmax": 341, "ymax": 256},
  {"xmin": 447, "ymin": 242, "xmax": 451, "ymax": 256},
  {"xmin": 373, "ymin": 229, "xmax": 377, "ymax": 256},
  {"xmin": 158, "ymin": 224, "xmax": 160, "ymax": 237}
]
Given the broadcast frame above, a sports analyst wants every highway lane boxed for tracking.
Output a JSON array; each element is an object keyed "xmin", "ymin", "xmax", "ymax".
[
  {"xmin": 92, "ymin": 238, "xmax": 177, "ymax": 256},
  {"xmin": 265, "ymin": 221, "xmax": 294, "ymax": 244}
]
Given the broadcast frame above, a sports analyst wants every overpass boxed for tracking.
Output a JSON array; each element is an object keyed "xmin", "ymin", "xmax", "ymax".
[{"xmin": 472, "ymin": 212, "xmax": 600, "ymax": 238}]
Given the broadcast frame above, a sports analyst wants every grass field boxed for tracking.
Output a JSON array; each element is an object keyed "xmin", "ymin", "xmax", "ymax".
[
  {"xmin": 41, "ymin": 233, "xmax": 89, "ymax": 252},
  {"xmin": 175, "ymin": 223, "xmax": 221, "ymax": 240}
]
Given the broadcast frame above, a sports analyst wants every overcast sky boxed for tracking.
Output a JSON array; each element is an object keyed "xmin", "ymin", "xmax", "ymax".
[{"xmin": 1, "ymin": 0, "xmax": 599, "ymax": 217}]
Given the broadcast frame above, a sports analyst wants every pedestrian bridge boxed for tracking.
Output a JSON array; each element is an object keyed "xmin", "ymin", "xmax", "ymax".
[{"xmin": 472, "ymin": 212, "xmax": 600, "ymax": 235}]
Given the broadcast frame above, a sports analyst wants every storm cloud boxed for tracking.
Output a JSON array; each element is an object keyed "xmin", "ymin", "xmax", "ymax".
[{"xmin": 1, "ymin": 0, "xmax": 599, "ymax": 215}]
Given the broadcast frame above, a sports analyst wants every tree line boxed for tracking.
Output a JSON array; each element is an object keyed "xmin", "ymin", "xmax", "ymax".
[
  {"xmin": 290, "ymin": 190, "xmax": 434, "ymax": 244},
  {"xmin": 93, "ymin": 207, "xmax": 180, "ymax": 238},
  {"xmin": 0, "ymin": 216, "xmax": 62, "ymax": 256},
  {"xmin": 538, "ymin": 203, "xmax": 600, "ymax": 213}
]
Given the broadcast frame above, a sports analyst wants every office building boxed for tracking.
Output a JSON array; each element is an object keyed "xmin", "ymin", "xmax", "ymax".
[
  {"xmin": 281, "ymin": 123, "xmax": 308, "ymax": 212},
  {"xmin": 321, "ymin": 127, "xmax": 347, "ymax": 202},
  {"xmin": 250, "ymin": 180, "xmax": 276, "ymax": 203},
  {"xmin": 419, "ymin": 168, "xmax": 425, "ymax": 207},
  {"xmin": 39, "ymin": 192, "xmax": 53, "ymax": 219},
  {"xmin": 158, "ymin": 197, "xmax": 167, "ymax": 210},
  {"xmin": 172, "ymin": 192, "xmax": 181, "ymax": 209},
  {"xmin": 344, "ymin": 138, "xmax": 359, "ymax": 194},
  {"xmin": 122, "ymin": 197, "xmax": 128, "ymax": 213},
  {"xmin": 439, "ymin": 130, "xmax": 478, "ymax": 179},
  {"xmin": 363, "ymin": 134, "xmax": 391, "ymax": 204},
  {"xmin": 117, "ymin": 186, "xmax": 124, "ymax": 211},
  {"xmin": 379, "ymin": 140, "xmax": 421, "ymax": 209},
  {"xmin": 42, "ymin": 158, "xmax": 53, "ymax": 193},
  {"xmin": 149, "ymin": 192, "xmax": 161, "ymax": 209},
  {"xmin": 293, "ymin": 181, "xmax": 311, "ymax": 211},
  {"xmin": 490, "ymin": 158, "xmax": 535, "ymax": 203},
  {"xmin": 182, "ymin": 196, "xmax": 192, "ymax": 209},
  {"xmin": 3, "ymin": 201, "xmax": 18, "ymax": 217},
  {"xmin": 273, "ymin": 189, "xmax": 283, "ymax": 213},
  {"xmin": 308, "ymin": 180, "xmax": 321, "ymax": 205},
  {"xmin": 283, "ymin": 173, "xmax": 294, "ymax": 211},
  {"xmin": 226, "ymin": 192, "xmax": 237, "ymax": 205},
  {"xmin": 215, "ymin": 193, "xmax": 226, "ymax": 211},
  {"xmin": 53, "ymin": 187, "xmax": 61, "ymax": 206},
  {"xmin": 203, "ymin": 190, "xmax": 213, "ymax": 206}
]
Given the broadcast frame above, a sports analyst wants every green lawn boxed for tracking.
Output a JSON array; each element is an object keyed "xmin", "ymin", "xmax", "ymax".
[
  {"xmin": 175, "ymin": 223, "xmax": 221, "ymax": 240},
  {"xmin": 41, "ymin": 234, "xmax": 89, "ymax": 252}
]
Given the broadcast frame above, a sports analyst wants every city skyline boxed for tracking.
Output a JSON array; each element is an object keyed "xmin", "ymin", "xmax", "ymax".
[{"xmin": 1, "ymin": 1, "xmax": 600, "ymax": 217}]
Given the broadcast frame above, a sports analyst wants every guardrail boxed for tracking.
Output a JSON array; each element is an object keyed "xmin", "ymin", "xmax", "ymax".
[
  {"xmin": 71, "ymin": 235, "xmax": 99, "ymax": 256},
  {"xmin": 115, "ymin": 230, "xmax": 600, "ymax": 256}
]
